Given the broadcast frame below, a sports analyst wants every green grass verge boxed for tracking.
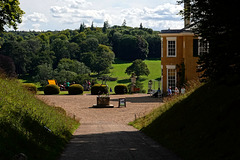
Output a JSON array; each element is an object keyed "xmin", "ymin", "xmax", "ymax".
[
  {"xmin": 130, "ymin": 80, "xmax": 240, "ymax": 160},
  {"xmin": 0, "ymin": 76, "xmax": 79, "ymax": 160},
  {"xmin": 107, "ymin": 59, "xmax": 161, "ymax": 92}
]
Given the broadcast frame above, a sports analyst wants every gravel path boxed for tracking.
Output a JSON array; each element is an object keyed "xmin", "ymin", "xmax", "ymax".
[{"xmin": 37, "ymin": 94, "xmax": 180, "ymax": 160}]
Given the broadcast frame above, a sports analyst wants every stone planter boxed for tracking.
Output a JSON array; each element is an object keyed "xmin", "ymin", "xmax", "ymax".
[
  {"xmin": 92, "ymin": 96, "xmax": 114, "ymax": 108},
  {"xmin": 97, "ymin": 97, "xmax": 110, "ymax": 106}
]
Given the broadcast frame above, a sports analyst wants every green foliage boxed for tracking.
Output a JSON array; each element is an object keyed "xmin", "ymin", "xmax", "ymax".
[
  {"xmin": 0, "ymin": 54, "xmax": 16, "ymax": 77},
  {"xmin": 118, "ymin": 35, "xmax": 149, "ymax": 61},
  {"xmin": 131, "ymin": 80, "xmax": 240, "ymax": 160},
  {"xmin": 91, "ymin": 84, "xmax": 108, "ymax": 95},
  {"xmin": 44, "ymin": 84, "xmax": 60, "ymax": 95},
  {"xmin": 114, "ymin": 84, "xmax": 128, "ymax": 94},
  {"xmin": 178, "ymin": 0, "xmax": 240, "ymax": 80},
  {"xmin": 0, "ymin": 0, "xmax": 25, "ymax": 32},
  {"xmin": 68, "ymin": 84, "xmax": 84, "ymax": 95},
  {"xmin": 125, "ymin": 59, "xmax": 150, "ymax": 77},
  {"xmin": 22, "ymin": 83, "xmax": 37, "ymax": 94},
  {"xmin": 0, "ymin": 76, "xmax": 79, "ymax": 159}
]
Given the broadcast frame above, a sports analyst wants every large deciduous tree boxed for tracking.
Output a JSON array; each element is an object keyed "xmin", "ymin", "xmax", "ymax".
[
  {"xmin": 0, "ymin": 0, "xmax": 24, "ymax": 32},
  {"xmin": 125, "ymin": 59, "xmax": 150, "ymax": 77},
  {"xmin": 178, "ymin": 0, "xmax": 240, "ymax": 80}
]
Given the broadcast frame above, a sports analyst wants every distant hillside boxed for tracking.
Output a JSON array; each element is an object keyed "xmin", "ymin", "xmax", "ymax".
[
  {"xmin": 0, "ymin": 75, "xmax": 79, "ymax": 160},
  {"xmin": 131, "ymin": 79, "xmax": 240, "ymax": 160}
]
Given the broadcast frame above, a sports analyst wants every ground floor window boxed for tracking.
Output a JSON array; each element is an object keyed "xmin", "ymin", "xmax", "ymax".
[{"xmin": 167, "ymin": 68, "xmax": 176, "ymax": 91}]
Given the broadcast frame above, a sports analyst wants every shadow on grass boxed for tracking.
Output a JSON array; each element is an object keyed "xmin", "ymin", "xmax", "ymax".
[{"xmin": 117, "ymin": 79, "xmax": 131, "ymax": 84}]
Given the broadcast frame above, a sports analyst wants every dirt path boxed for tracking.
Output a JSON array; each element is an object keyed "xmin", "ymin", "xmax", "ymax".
[{"xmin": 37, "ymin": 94, "xmax": 180, "ymax": 160}]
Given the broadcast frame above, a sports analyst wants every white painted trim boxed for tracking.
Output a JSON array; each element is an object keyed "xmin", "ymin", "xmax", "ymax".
[
  {"xmin": 167, "ymin": 67, "xmax": 177, "ymax": 90},
  {"xmin": 167, "ymin": 37, "xmax": 177, "ymax": 57},
  {"xmin": 166, "ymin": 65, "xmax": 176, "ymax": 69}
]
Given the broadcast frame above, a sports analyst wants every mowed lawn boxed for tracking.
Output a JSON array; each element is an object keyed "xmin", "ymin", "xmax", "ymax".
[{"xmin": 106, "ymin": 59, "xmax": 161, "ymax": 92}]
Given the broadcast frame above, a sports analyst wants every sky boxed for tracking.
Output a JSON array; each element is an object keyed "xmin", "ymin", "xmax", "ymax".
[{"xmin": 18, "ymin": 0, "xmax": 184, "ymax": 31}]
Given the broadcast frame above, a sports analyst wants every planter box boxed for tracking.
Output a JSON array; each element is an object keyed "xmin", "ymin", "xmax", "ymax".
[
  {"xmin": 97, "ymin": 97, "xmax": 110, "ymax": 106},
  {"xmin": 92, "ymin": 96, "xmax": 114, "ymax": 108}
]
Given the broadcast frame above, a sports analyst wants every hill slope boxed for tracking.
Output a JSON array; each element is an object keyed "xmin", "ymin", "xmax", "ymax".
[
  {"xmin": 131, "ymin": 79, "xmax": 240, "ymax": 160},
  {"xmin": 0, "ymin": 76, "xmax": 79, "ymax": 160}
]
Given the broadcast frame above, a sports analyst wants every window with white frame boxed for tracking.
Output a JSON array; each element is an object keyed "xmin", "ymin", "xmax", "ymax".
[
  {"xmin": 193, "ymin": 38, "xmax": 209, "ymax": 57},
  {"xmin": 167, "ymin": 65, "xmax": 176, "ymax": 91},
  {"xmin": 167, "ymin": 37, "xmax": 177, "ymax": 57},
  {"xmin": 198, "ymin": 40, "xmax": 209, "ymax": 56}
]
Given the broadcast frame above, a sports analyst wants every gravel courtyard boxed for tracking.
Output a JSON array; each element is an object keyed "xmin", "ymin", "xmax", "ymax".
[{"xmin": 37, "ymin": 94, "xmax": 180, "ymax": 160}]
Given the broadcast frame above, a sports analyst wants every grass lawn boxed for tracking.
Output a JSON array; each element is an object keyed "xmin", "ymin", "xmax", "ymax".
[
  {"xmin": 106, "ymin": 59, "xmax": 161, "ymax": 92},
  {"xmin": 20, "ymin": 59, "xmax": 161, "ymax": 95},
  {"xmin": 0, "ymin": 76, "xmax": 79, "ymax": 160}
]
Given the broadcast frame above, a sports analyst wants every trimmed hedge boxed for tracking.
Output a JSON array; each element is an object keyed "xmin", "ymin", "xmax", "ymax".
[
  {"xmin": 114, "ymin": 84, "xmax": 128, "ymax": 94},
  {"xmin": 22, "ymin": 83, "xmax": 37, "ymax": 94},
  {"xmin": 91, "ymin": 84, "xmax": 108, "ymax": 95},
  {"xmin": 68, "ymin": 84, "xmax": 84, "ymax": 95},
  {"xmin": 44, "ymin": 85, "xmax": 60, "ymax": 95}
]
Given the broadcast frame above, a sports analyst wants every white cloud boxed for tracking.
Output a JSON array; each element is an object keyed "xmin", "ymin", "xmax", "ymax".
[
  {"xmin": 27, "ymin": 12, "xmax": 48, "ymax": 23},
  {"xmin": 119, "ymin": 3, "xmax": 184, "ymax": 30},
  {"xmin": 32, "ymin": 24, "xmax": 41, "ymax": 31}
]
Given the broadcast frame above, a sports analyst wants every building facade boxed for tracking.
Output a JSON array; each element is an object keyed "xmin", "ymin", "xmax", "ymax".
[{"xmin": 160, "ymin": 29, "xmax": 202, "ymax": 93}]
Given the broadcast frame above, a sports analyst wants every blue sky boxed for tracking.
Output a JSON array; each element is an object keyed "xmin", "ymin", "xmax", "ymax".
[{"xmin": 18, "ymin": 0, "xmax": 184, "ymax": 31}]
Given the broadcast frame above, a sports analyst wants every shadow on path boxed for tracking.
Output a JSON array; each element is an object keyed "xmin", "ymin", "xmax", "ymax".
[{"xmin": 59, "ymin": 124, "xmax": 181, "ymax": 160}]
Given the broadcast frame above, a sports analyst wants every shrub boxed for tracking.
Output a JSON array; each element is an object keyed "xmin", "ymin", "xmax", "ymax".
[
  {"xmin": 114, "ymin": 84, "xmax": 128, "ymax": 94},
  {"xmin": 68, "ymin": 84, "xmax": 84, "ymax": 95},
  {"xmin": 22, "ymin": 83, "xmax": 37, "ymax": 94},
  {"xmin": 44, "ymin": 85, "xmax": 60, "ymax": 95},
  {"xmin": 91, "ymin": 84, "xmax": 108, "ymax": 95}
]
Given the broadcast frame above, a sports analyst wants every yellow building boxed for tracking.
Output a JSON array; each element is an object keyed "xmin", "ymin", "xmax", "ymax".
[{"xmin": 160, "ymin": 29, "xmax": 205, "ymax": 93}]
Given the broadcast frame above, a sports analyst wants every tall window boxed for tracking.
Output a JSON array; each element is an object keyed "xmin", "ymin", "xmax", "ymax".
[
  {"xmin": 193, "ymin": 39, "xmax": 209, "ymax": 57},
  {"xmin": 198, "ymin": 40, "xmax": 209, "ymax": 56},
  {"xmin": 167, "ymin": 37, "xmax": 177, "ymax": 57},
  {"xmin": 167, "ymin": 65, "xmax": 177, "ymax": 90}
]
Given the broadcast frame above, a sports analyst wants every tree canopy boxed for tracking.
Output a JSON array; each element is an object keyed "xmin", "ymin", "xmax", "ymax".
[
  {"xmin": 125, "ymin": 59, "xmax": 150, "ymax": 77},
  {"xmin": 0, "ymin": 0, "xmax": 24, "ymax": 32},
  {"xmin": 178, "ymin": 0, "xmax": 240, "ymax": 80}
]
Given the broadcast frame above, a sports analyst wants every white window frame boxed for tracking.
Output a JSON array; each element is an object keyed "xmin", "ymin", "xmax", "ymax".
[
  {"xmin": 198, "ymin": 40, "xmax": 209, "ymax": 56},
  {"xmin": 167, "ymin": 37, "xmax": 177, "ymax": 57},
  {"xmin": 166, "ymin": 65, "xmax": 177, "ymax": 90}
]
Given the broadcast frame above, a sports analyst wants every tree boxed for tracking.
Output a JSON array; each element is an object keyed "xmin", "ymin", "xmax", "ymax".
[
  {"xmin": 145, "ymin": 35, "xmax": 161, "ymax": 58},
  {"xmin": 0, "ymin": 54, "xmax": 16, "ymax": 77},
  {"xmin": 122, "ymin": 19, "xmax": 127, "ymax": 27},
  {"xmin": 125, "ymin": 59, "xmax": 150, "ymax": 77},
  {"xmin": 178, "ymin": 0, "xmax": 240, "ymax": 80},
  {"xmin": 79, "ymin": 22, "xmax": 86, "ymax": 32},
  {"xmin": 102, "ymin": 21, "xmax": 109, "ymax": 33},
  {"xmin": 90, "ymin": 21, "xmax": 95, "ymax": 31},
  {"xmin": 0, "ymin": 0, "xmax": 24, "ymax": 32},
  {"xmin": 118, "ymin": 35, "xmax": 149, "ymax": 61},
  {"xmin": 56, "ymin": 58, "xmax": 90, "ymax": 75},
  {"xmin": 140, "ymin": 23, "xmax": 143, "ymax": 29}
]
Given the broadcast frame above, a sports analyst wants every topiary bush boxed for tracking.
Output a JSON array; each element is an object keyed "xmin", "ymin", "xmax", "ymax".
[
  {"xmin": 91, "ymin": 84, "xmax": 108, "ymax": 95},
  {"xmin": 44, "ymin": 85, "xmax": 60, "ymax": 95},
  {"xmin": 68, "ymin": 84, "xmax": 84, "ymax": 95},
  {"xmin": 114, "ymin": 84, "xmax": 128, "ymax": 94},
  {"xmin": 22, "ymin": 83, "xmax": 37, "ymax": 94}
]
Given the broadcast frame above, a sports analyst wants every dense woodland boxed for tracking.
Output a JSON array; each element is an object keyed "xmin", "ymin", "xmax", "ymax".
[{"xmin": 0, "ymin": 24, "xmax": 161, "ymax": 85}]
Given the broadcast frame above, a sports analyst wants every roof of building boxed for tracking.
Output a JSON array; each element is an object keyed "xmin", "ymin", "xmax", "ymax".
[{"xmin": 161, "ymin": 28, "xmax": 193, "ymax": 34}]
